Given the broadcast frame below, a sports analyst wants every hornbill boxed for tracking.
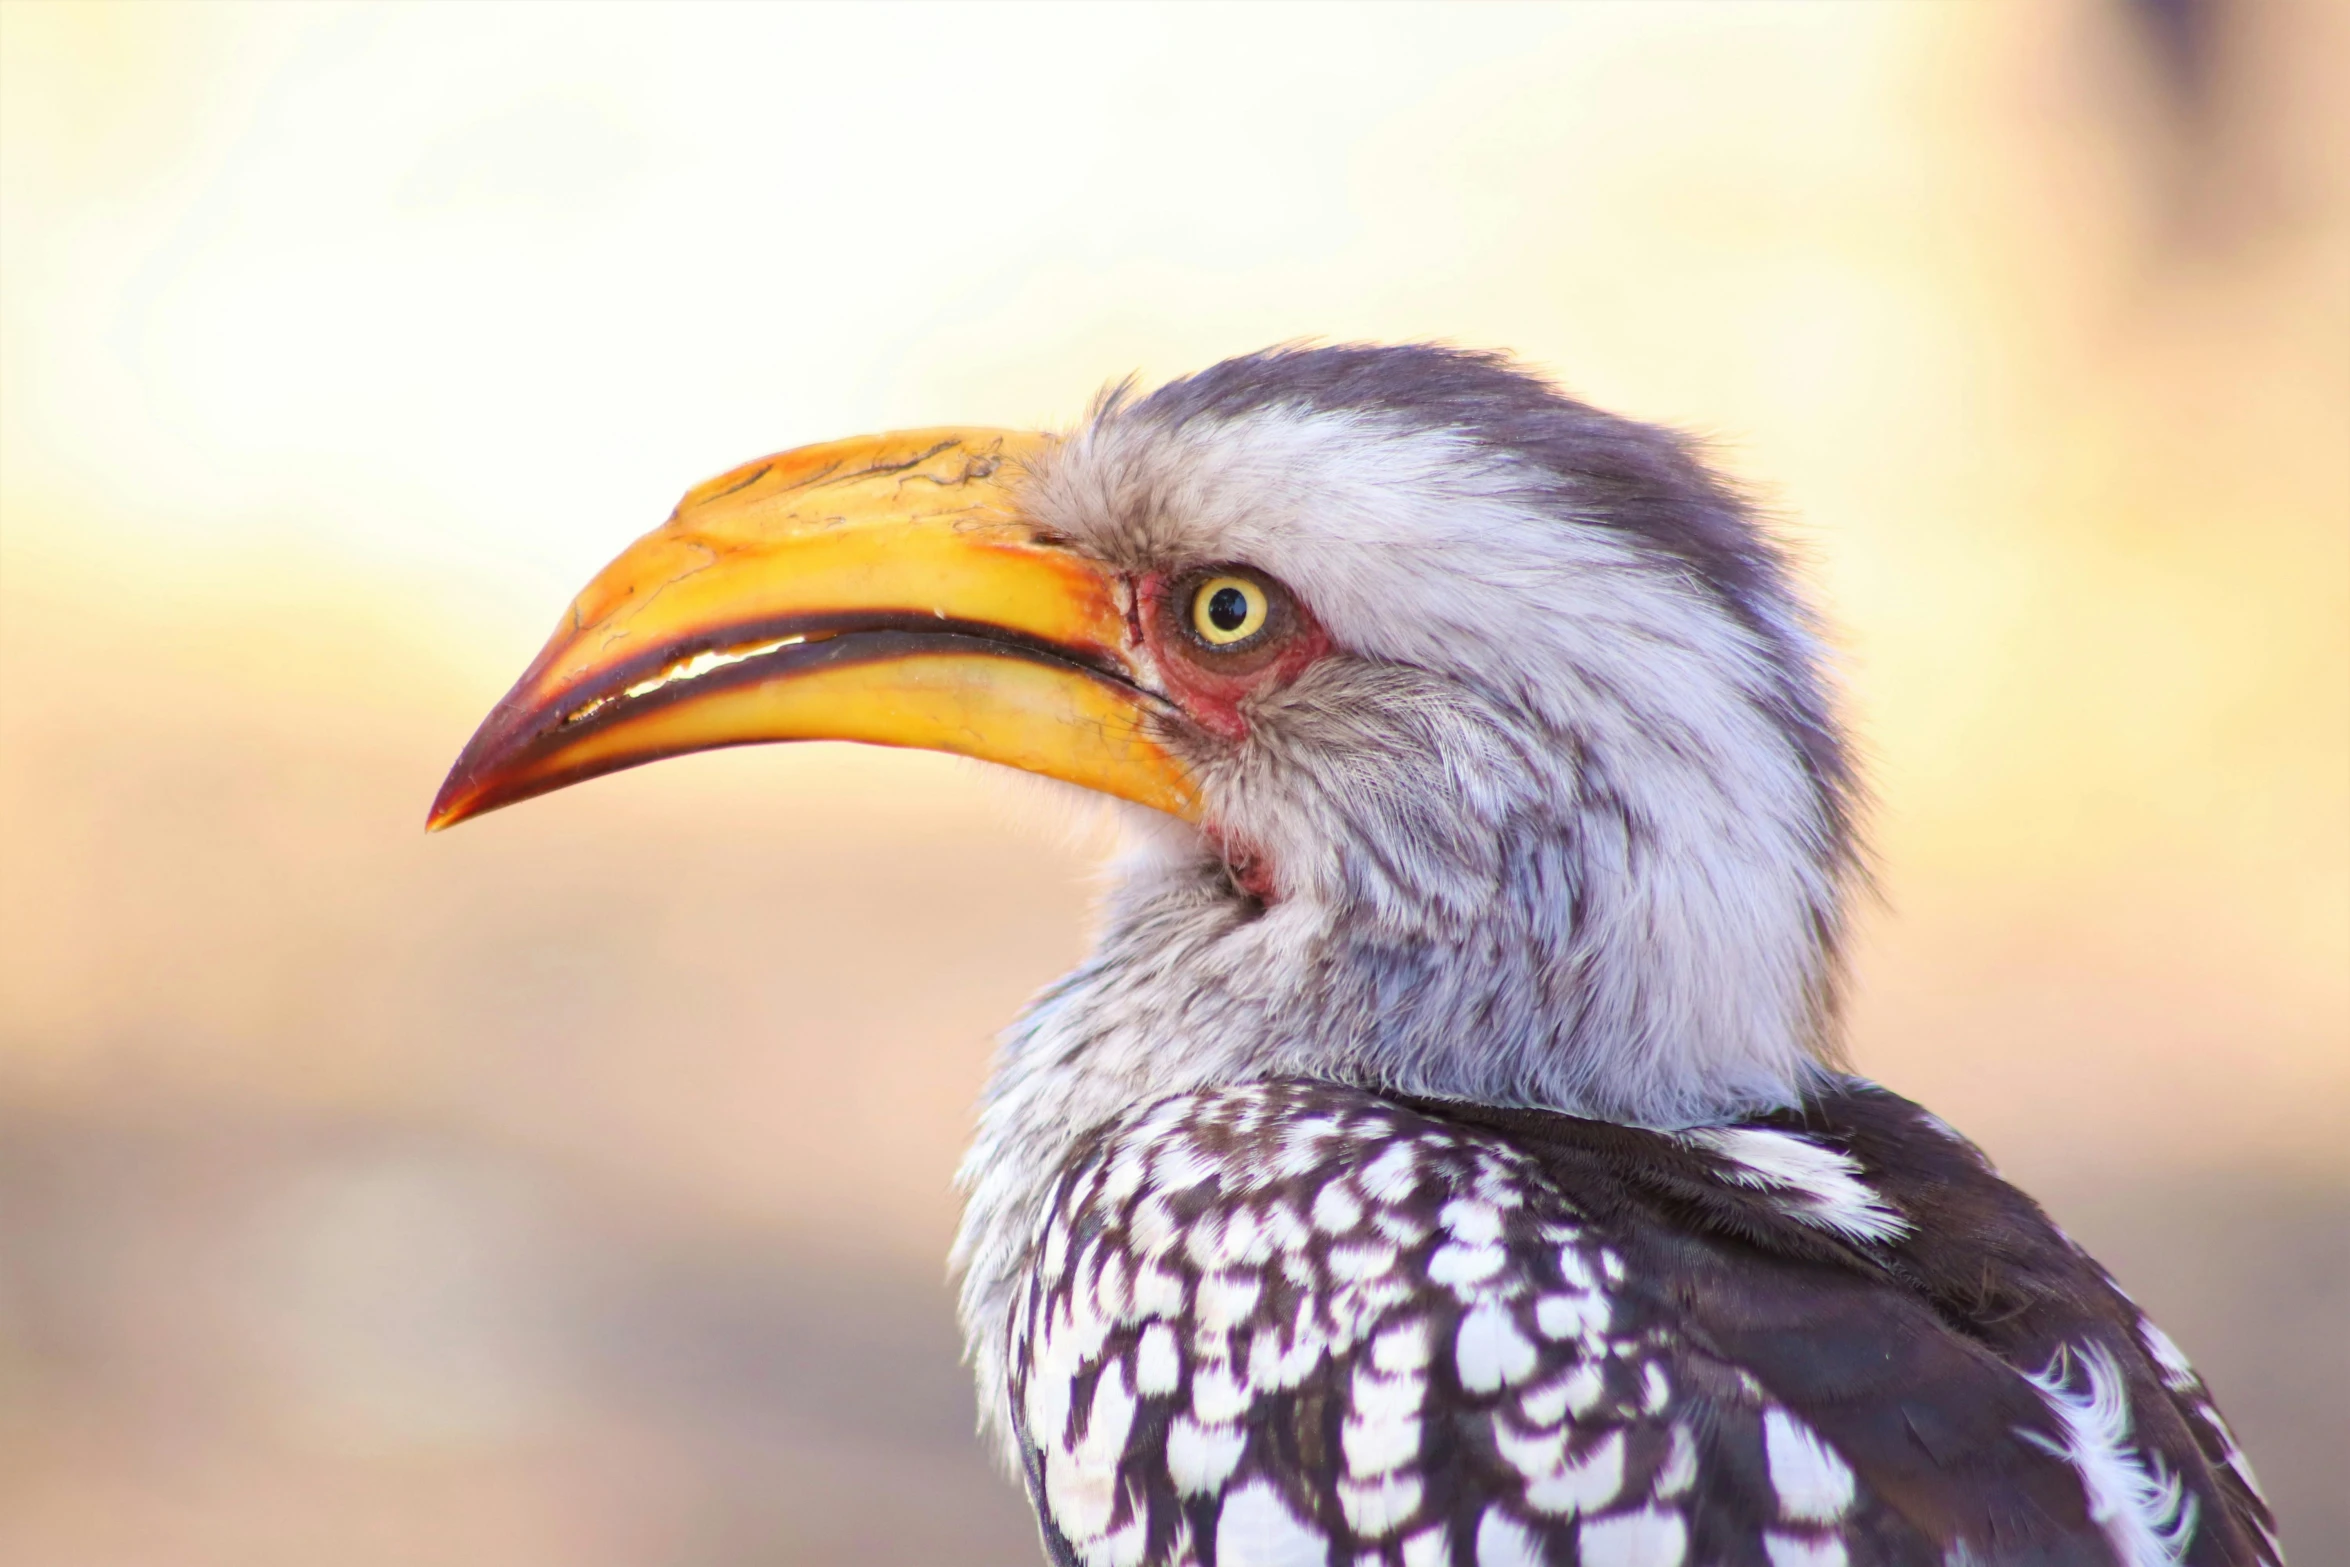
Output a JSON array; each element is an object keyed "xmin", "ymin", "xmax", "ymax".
[{"xmin": 430, "ymin": 346, "xmax": 2279, "ymax": 1566}]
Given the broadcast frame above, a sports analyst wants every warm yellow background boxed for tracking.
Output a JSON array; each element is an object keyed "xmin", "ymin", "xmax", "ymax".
[{"xmin": 2, "ymin": 3, "xmax": 2342, "ymax": 1562}]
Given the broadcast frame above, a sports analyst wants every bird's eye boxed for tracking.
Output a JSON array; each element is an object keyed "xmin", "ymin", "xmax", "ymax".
[{"xmin": 1189, "ymin": 575, "xmax": 1270, "ymax": 646}]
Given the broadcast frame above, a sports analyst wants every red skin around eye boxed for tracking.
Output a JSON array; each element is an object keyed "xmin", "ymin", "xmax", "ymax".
[
  {"xmin": 1132, "ymin": 572, "xmax": 1332, "ymax": 743},
  {"xmin": 1131, "ymin": 571, "xmax": 1331, "ymax": 906}
]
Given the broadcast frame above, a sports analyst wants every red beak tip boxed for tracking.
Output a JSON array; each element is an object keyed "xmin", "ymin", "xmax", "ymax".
[{"xmin": 424, "ymin": 775, "xmax": 478, "ymax": 833}]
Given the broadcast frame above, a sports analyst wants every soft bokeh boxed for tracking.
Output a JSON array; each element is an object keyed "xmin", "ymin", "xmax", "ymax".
[{"xmin": 2, "ymin": 2, "xmax": 2342, "ymax": 1562}]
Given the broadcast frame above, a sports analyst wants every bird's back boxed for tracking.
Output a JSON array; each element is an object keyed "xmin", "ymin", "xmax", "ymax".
[{"xmin": 1008, "ymin": 1079, "xmax": 2277, "ymax": 1567}]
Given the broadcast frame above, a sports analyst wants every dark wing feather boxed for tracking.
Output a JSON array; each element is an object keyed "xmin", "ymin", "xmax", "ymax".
[
  {"xmin": 1788, "ymin": 1083, "xmax": 2282, "ymax": 1566},
  {"xmin": 1428, "ymin": 1080, "xmax": 2280, "ymax": 1566}
]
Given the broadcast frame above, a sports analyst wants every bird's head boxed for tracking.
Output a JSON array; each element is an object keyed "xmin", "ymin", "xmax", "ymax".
[{"xmin": 432, "ymin": 345, "xmax": 1858, "ymax": 1127}]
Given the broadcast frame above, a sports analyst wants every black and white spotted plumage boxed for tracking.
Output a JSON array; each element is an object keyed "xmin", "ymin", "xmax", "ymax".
[{"xmin": 1006, "ymin": 1079, "xmax": 2278, "ymax": 1567}]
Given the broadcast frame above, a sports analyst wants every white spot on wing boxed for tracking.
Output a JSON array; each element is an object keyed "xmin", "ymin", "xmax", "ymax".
[
  {"xmin": 1273, "ymin": 1118, "xmax": 1339, "ymax": 1178},
  {"xmin": 1534, "ymin": 1291, "xmax": 1609, "ymax": 1341},
  {"xmin": 1456, "ymin": 1302, "xmax": 1538, "ymax": 1393},
  {"xmin": 1132, "ymin": 1261, "xmax": 1184, "ymax": 1320},
  {"xmin": 1640, "ymin": 1361, "xmax": 1671, "ymax": 1414},
  {"xmin": 1044, "ymin": 1357, "xmax": 1137, "ymax": 1541},
  {"xmin": 1521, "ymin": 1429, "xmax": 1624, "ymax": 1516},
  {"xmin": 1429, "ymin": 1242, "xmax": 1508, "ymax": 1290},
  {"xmin": 1312, "ymin": 1182, "xmax": 1365, "ymax": 1234},
  {"xmin": 1184, "ymin": 1211, "xmax": 1231, "ymax": 1270},
  {"xmin": 1151, "ymin": 1142, "xmax": 1219, "ymax": 1193},
  {"xmin": 1371, "ymin": 1319, "xmax": 1432, "ymax": 1374},
  {"xmin": 1090, "ymin": 1513, "xmax": 1149, "ymax": 1567},
  {"xmin": 1440, "ymin": 1198, "xmax": 1506, "ymax": 1244},
  {"xmin": 1549, "ymin": 1360, "xmax": 1607, "ymax": 1419},
  {"xmin": 1680, "ymin": 1128, "xmax": 1909, "ymax": 1244},
  {"xmin": 2212, "ymin": 1411, "xmax": 2269, "ymax": 1505},
  {"xmin": 1578, "ymin": 1506, "xmax": 1687, "ymax": 1566},
  {"xmin": 1093, "ymin": 1249, "xmax": 1132, "ymax": 1322},
  {"xmin": 1220, "ymin": 1206, "xmax": 1269, "ymax": 1265},
  {"xmin": 1136, "ymin": 1322, "xmax": 1181, "ymax": 1396},
  {"xmin": 1655, "ymin": 1422, "xmax": 1698, "ymax": 1498},
  {"xmin": 1358, "ymin": 1142, "xmax": 1422, "ymax": 1202},
  {"xmin": 1494, "ymin": 1414, "xmax": 1565, "ymax": 1482},
  {"xmin": 2137, "ymin": 1317, "xmax": 2200, "ymax": 1394},
  {"xmin": 1518, "ymin": 1362, "xmax": 1599, "ymax": 1426},
  {"xmin": 1167, "ymin": 1414, "xmax": 1248, "ymax": 1495},
  {"xmin": 1023, "ymin": 1329, "xmax": 1075, "ymax": 1449},
  {"xmin": 1099, "ymin": 1147, "xmax": 1148, "ymax": 1204},
  {"xmin": 1130, "ymin": 1195, "xmax": 1180, "ymax": 1256},
  {"xmin": 1556, "ymin": 1246, "xmax": 1596, "ymax": 1291},
  {"xmin": 1262, "ymin": 1199, "xmax": 1312, "ymax": 1255},
  {"xmin": 1763, "ymin": 1408, "xmax": 1856, "ymax": 1523},
  {"xmin": 1763, "ymin": 1533, "xmax": 1849, "ymax": 1567},
  {"xmin": 1474, "ymin": 1508, "xmax": 1544, "ymax": 1567},
  {"xmin": 2021, "ymin": 1344, "xmax": 2198, "ymax": 1566},
  {"xmin": 1400, "ymin": 1523, "xmax": 1452, "ymax": 1567},
  {"xmin": 1349, "ymin": 1363, "xmax": 1429, "ymax": 1426},
  {"xmin": 1198, "ymin": 1269, "xmax": 1264, "ymax": 1331},
  {"xmin": 1328, "ymin": 1240, "xmax": 1401, "ymax": 1283},
  {"xmin": 1353, "ymin": 1353, "xmax": 1419, "ymax": 1484},
  {"xmin": 1338, "ymin": 1469, "xmax": 1424, "ymax": 1536},
  {"xmin": 1216, "ymin": 1481, "xmax": 1329, "ymax": 1567},
  {"xmin": 1192, "ymin": 1358, "xmax": 1252, "ymax": 1425},
  {"xmin": 1247, "ymin": 1318, "xmax": 1326, "ymax": 1392},
  {"xmin": 1343, "ymin": 1399, "xmax": 1422, "ymax": 1477}
]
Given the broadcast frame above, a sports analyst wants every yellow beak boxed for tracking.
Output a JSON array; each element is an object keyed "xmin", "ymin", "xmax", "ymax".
[{"xmin": 426, "ymin": 429, "xmax": 1200, "ymax": 831}]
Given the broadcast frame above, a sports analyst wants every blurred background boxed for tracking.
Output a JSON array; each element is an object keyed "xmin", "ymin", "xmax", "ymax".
[{"xmin": 1, "ymin": 2, "xmax": 2343, "ymax": 1562}]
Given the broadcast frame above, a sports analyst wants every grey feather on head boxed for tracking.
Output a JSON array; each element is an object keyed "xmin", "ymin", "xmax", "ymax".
[
  {"xmin": 1022, "ymin": 342, "xmax": 1858, "ymax": 1123},
  {"xmin": 955, "ymin": 343, "xmax": 1862, "ymax": 1444}
]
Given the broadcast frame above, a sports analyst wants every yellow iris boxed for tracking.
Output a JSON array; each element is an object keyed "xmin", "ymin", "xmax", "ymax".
[{"xmin": 1190, "ymin": 576, "xmax": 1269, "ymax": 645}]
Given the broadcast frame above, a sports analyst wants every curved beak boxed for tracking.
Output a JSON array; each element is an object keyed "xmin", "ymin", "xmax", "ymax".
[{"xmin": 426, "ymin": 428, "xmax": 1199, "ymax": 831}]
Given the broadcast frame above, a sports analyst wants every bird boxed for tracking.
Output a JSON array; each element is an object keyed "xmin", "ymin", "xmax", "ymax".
[{"xmin": 428, "ymin": 344, "xmax": 2281, "ymax": 1566}]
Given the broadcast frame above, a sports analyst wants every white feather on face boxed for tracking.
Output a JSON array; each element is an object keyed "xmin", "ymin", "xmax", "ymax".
[{"xmin": 955, "ymin": 344, "xmax": 1860, "ymax": 1460}]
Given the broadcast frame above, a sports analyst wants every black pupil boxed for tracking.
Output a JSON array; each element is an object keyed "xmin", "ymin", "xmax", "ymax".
[{"xmin": 1207, "ymin": 585, "xmax": 1252, "ymax": 633}]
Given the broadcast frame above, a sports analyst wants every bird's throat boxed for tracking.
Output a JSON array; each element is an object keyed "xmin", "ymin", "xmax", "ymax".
[{"xmin": 1205, "ymin": 825, "xmax": 1279, "ymax": 905}]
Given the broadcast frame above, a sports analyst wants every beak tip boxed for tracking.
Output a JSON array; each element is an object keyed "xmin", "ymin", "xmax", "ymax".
[
  {"xmin": 425, "ymin": 771, "xmax": 482, "ymax": 833},
  {"xmin": 427, "ymin": 708, "xmax": 529, "ymax": 833}
]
